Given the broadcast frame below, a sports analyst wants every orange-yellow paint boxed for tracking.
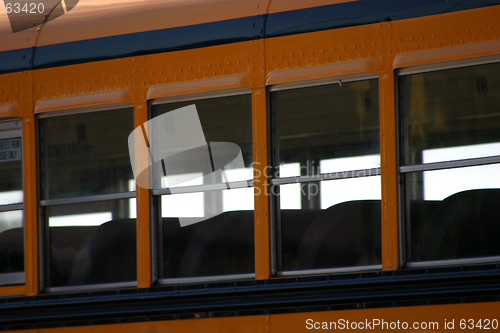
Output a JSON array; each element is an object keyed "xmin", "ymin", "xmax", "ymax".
[
  {"xmin": 379, "ymin": 72, "xmax": 399, "ymax": 271},
  {"xmin": 23, "ymin": 116, "xmax": 38, "ymax": 296},
  {"xmin": 271, "ymin": 301, "xmax": 500, "ymax": 332},
  {"xmin": 252, "ymin": 88, "xmax": 270, "ymax": 280},
  {"xmin": 41, "ymin": 315, "xmax": 269, "ymax": 333},
  {"xmin": 134, "ymin": 102, "xmax": 152, "ymax": 288},
  {"xmin": 0, "ymin": 285, "xmax": 25, "ymax": 296}
]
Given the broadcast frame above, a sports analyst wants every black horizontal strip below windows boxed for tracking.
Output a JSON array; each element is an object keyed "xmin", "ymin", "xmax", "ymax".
[{"xmin": 0, "ymin": 266, "xmax": 500, "ymax": 330}]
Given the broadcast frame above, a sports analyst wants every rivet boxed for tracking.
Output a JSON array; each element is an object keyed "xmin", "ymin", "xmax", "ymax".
[
  {"xmin": 449, "ymin": 41, "xmax": 453, "ymax": 45},
  {"xmin": 189, "ymin": 66, "xmax": 192, "ymax": 71},
  {"xmin": 358, "ymin": 53, "xmax": 361, "ymax": 57},
  {"xmin": 372, "ymin": 42, "xmax": 376, "ymax": 47},
  {"xmin": 443, "ymin": 32, "xmax": 446, "ymax": 37},
  {"xmin": 267, "ymin": 65, "xmax": 270, "ymax": 69},
  {"xmin": 317, "ymin": 59, "xmax": 320, "ymax": 63},
  {"xmin": 388, "ymin": 49, "xmax": 392, "ymax": 54},
  {"xmin": 179, "ymin": 68, "xmax": 183, "ymax": 72},
  {"xmin": 347, "ymin": 54, "xmax": 351, "ymax": 59},
  {"xmin": 250, "ymin": 67, "xmax": 254, "ymax": 71},
  {"xmin": 399, "ymin": 39, "xmax": 402, "ymax": 44},
  {"xmin": 472, "ymin": 37, "xmax": 475, "ymax": 42},
  {"xmin": 326, "ymin": 57, "xmax": 330, "ymax": 62},
  {"xmin": 213, "ymin": 72, "xmax": 217, "ymax": 76},
  {"xmin": 378, "ymin": 24, "xmax": 381, "ymax": 28},
  {"xmin": 420, "ymin": 35, "xmax": 424, "ymax": 40},
  {"xmin": 426, "ymin": 43, "xmax": 430, "ymax": 48},
  {"xmin": 310, "ymin": 51, "xmax": 314, "ymax": 55},
  {"xmin": 250, "ymin": 54, "xmax": 254, "ymax": 59},
  {"xmin": 337, "ymin": 56, "xmax": 341, "ymax": 60},
  {"xmin": 466, "ymin": 29, "xmax": 470, "ymax": 34},
  {"xmin": 218, "ymin": 62, "xmax": 221, "ymax": 66},
  {"xmin": 404, "ymin": 47, "xmax": 408, "ymax": 51},
  {"xmin": 204, "ymin": 73, "xmax": 207, "ymax": 77},
  {"xmin": 300, "ymin": 52, "xmax": 304, "ymax": 56},
  {"xmin": 295, "ymin": 61, "xmax": 299, "ymax": 65},
  {"xmin": 379, "ymin": 51, "xmax": 383, "ymax": 55},
  {"xmin": 489, "ymin": 26, "xmax": 493, "ymax": 30},
  {"xmin": 222, "ymin": 70, "xmax": 226, "ymax": 74},
  {"xmin": 184, "ymin": 75, "xmax": 187, "ymax": 79},
  {"xmin": 432, "ymin": 34, "xmax": 436, "ymax": 38},
  {"xmin": 290, "ymin": 53, "xmax": 294, "ymax": 58},
  {"xmin": 305, "ymin": 60, "xmax": 309, "ymax": 64},
  {"xmin": 388, "ymin": 36, "xmax": 392, "ymax": 41},
  {"xmin": 460, "ymin": 39, "xmax": 464, "ymax": 43},
  {"xmin": 280, "ymin": 54, "xmax": 284, "ymax": 59},
  {"xmin": 454, "ymin": 31, "xmax": 458, "ymax": 35},
  {"xmin": 378, "ymin": 37, "xmax": 381, "ymax": 42},
  {"xmin": 237, "ymin": 60, "xmax": 241, "ymax": 64},
  {"xmin": 285, "ymin": 62, "xmax": 289, "ymax": 67},
  {"xmin": 409, "ymin": 37, "xmax": 413, "ymax": 42},
  {"xmin": 208, "ymin": 64, "xmax": 212, "ymax": 68},
  {"xmin": 227, "ymin": 61, "xmax": 231, "ymax": 65},
  {"xmin": 438, "ymin": 42, "xmax": 442, "ymax": 46},
  {"xmin": 378, "ymin": 66, "xmax": 382, "ymax": 70},
  {"xmin": 477, "ymin": 28, "xmax": 481, "ymax": 32},
  {"xmin": 363, "ymin": 44, "xmax": 366, "ymax": 48},
  {"xmin": 495, "ymin": 35, "xmax": 498, "ymax": 39},
  {"xmin": 321, "ymin": 49, "xmax": 325, "ymax": 53},
  {"xmin": 368, "ymin": 51, "xmax": 372, "ymax": 56},
  {"xmin": 415, "ymin": 45, "xmax": 419, "ymax": 49},
  {"xmin": 342, "ymin": 46, "xmax": 345, "ymax": 51},
  {"xmin": 352, "ymin": 45, "xmax": 356, "ymax": 49}
]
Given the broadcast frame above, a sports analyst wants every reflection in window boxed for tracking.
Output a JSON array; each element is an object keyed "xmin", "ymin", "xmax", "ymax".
[
  {"xmin": 151, "ymin": 94, "xmax": 254, "ymax": 280},
  {"xmin": 0, "ymin": 120, "xmax": 24, "ymax": 285},
  {"xmin": 272, "ymin": 78, "xmax": 381, "ymax": 272},
  {"xmin": 400, "ymin": 62, "xmax": 500, "ymax": 263},
  {"xmin": 40, "ymin": 108, "xmax": 136, "ymax": 289}
]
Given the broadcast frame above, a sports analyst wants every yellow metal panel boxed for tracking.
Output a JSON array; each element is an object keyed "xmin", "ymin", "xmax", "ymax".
[
  {"xmin": 34, "ymin": 0, "xmax": 268, "ymax": 47},
  {"xmin": 40, "ymin": 315, "xmax": 269, "ymax": 333},
  {"xmin": 23, "ymin": 115, "xmax": 38, "ymax": 296},
  {"xmin": 270, "ymin": 301, "xmax": 500, "ymax": 332},
  {"xmin": 252, "ymin": 87, "xmax": 270, "ymax": 280},
  {"xmin": 0, "ymin": 285, "xmax": 25, "ymax": 296},
  {"xmin": 134, "ymin": 102, "xmax": 151, "ymax": 288},
  {"xmin": 379, "ymin": 72, "xmax": 398, "ymax": 271}
]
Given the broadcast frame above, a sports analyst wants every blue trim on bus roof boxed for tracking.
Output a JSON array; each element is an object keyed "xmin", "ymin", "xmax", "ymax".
[
  {"xmin": 0, "ymin": 0, "xmax": 499, "ymax": 74},
  {"xmin": 265, "ymin": 0, "xmax": 500, "ymax": 38},
  {"xmin": 0, "ymin": 48, "xmax": 33, "ymax": 74}
]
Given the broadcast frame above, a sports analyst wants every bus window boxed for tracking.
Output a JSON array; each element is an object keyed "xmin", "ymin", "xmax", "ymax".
[
  {"xmin": 400, "ymin": 61, "xmax": 500, "ymax": 264},
  {"xmin": 270, "ymin": 78, "xmax": 382, "ymax": 273},
  {"xmin": 0, "ymin": 120, "xmax": 24, "ymax": 286},
  {"xmin": 150, "ymin": 93, "xmax": 255, "ymax": 281},
  {"xmin": 39, "ymin": 108, "xmax": 136, "ymax": 289}
]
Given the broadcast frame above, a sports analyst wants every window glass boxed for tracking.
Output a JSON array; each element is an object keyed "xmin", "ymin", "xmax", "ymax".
[
  {"xmin": 272, "ymin": 79, "xmax": 381, "ymax": 272},
  {"xmin": 151, "ymin": 94, "xmax": 254, "ymax": 280},
  {"xmin": 401, "ymin": 62, "xmax": 500, "ymax": 263},
  {"xmin": 406, "ymin": 165, "xmax": 500, "ymax": 262},
  {"xmin": 401, "ymin": 63, "xmax": 500, "ymax": 165},
  {"xmin": 0, "ymin": 120, "xmax": 24, "ymax": 284},
  {"xmin": 40, "ymin": 108, "xmax": 136, "ymax": 289},
  {"xmin": 47, "ymin": 199, "xmax": 136, "ymax": 287},
  {"xmin": 275, "ymin": 80, "xmax": 380, "ymax": 177},
  {"xmin": 40, "ymin": 108, "xmax": 135, "ymax": 200}
]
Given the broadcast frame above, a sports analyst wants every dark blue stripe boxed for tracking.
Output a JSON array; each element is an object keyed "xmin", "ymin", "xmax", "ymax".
[
  {"xmin": 0, "ymin": 48, "xmax": 33, "ymax": 74},
  {"xmin": 265, "ymin": 0, "xmax": 500, "ymax": 37},
  {"xmin": 32, "ymin": 15, "xmax": 265, "ymax": 70},
  {"xmin": 1, "ymin": 0, "xmax": 499, "ymax": 74}
]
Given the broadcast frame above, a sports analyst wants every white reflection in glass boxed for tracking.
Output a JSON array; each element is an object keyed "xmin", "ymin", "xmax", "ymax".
[
  {"xmin": 223, "ymin": 187, "xmax": 254, "ymax": 211},
  {"xmin": 279, "ymin": 163, "xmax": 300, "ymax": 178},
  {"xmin": 279, "ymin": 183, "xmax": 301, "ymax": 209},
  {"xmin": 223, "ymin": 167, "xmax": 253, "ymax": 183},
  {"xmin": 0, "ymin": 210, "xmax": 23, "ymax": 233},
  {"xmin": 161, "ymin": 172, "xmax": 203, "ymax": 188},
  {"xmin": 49, "ymin": 212, "xmax": 112, "ymax": 227},
  {"xmin": 321, "ymin": 176, "xmax": 381, "ymax": 209},
  {"xmin": 162, "ymin": 192, "xmax": 204, "ymax": 218},
  {"xmin": 423, "ymin": 164, "xmax": 500, "ymax": 201},
  {"xmin": 320, "ymin": 154, "xmax": 380, "ymax": 174},
  {"xmin": 0, "ymin": 190, "xmax": 23, "ymax": 205},
  {"xmin": 423, "ymin": 142, "xmax": 500, "ymax": 164},
  {"xmin": 129, "ymin": 179, "xmax": 137, "ymax": 219}
]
